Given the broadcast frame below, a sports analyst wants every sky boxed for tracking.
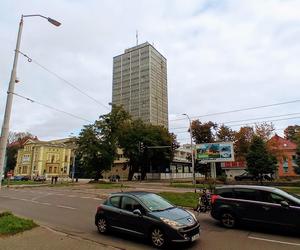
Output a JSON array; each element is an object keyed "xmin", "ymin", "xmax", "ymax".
[{"xmin": 1, "ymin": 0, "xmax": 300, "ymax": 144}]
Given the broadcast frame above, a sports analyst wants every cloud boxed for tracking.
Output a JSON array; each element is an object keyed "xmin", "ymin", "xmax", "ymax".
[{"xmin": 0, "ymin": 0, "xmax": 300, "ymax": 144}]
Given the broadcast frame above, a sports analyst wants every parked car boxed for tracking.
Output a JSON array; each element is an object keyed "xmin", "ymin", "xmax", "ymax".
[
  {"xmin": 234, "ymin": 172, "xmax": 257, "ymax": 181},
  {"xmin": 33, "ymin": 176, "xmax": 46, "ymax": 182},
  {"xmin": 210, "ymin": 185, "xmax": 300, "ymax": 230},
  {"xmin": 108, "ymin": 175, "xmax": 120, "ymax": 182},
  {"xmin": 95, "ymin": 191, "xmax": 200, "ymax": 248},
  {"xmin": 13, "ymin": 176, "xmax": 30, "ymax": 181}
]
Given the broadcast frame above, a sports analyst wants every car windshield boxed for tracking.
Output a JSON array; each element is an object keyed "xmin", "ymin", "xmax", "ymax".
[
  {"xmin": 138, "ymin": 193, "xmax": 174, "ymax": 212},
  {"xmin": 274, "ymin": 189, "xmax": 300, "ymax": 204}
]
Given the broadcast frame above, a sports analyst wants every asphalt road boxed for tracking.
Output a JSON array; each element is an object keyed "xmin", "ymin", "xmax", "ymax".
[{"xmin": 0, "ymin": 185, "xmax": 299, "ymax": 250}]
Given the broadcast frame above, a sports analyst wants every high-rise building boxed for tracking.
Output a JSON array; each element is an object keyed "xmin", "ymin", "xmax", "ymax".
[{"xmin": 112, "ymin": 42, "xmax": 168, "ymax": 128}]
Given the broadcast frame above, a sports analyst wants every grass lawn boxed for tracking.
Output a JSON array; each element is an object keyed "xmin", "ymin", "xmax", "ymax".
[
  {"xmin": 279, "ymin": 186, "xmax": 300, "ymax": 194},
  {"xmin": 159, "ymin": 192, "xmax": 198, "ymax": 208},
  {"xmin": 91, "ymin": 183, "xmax": 129, "ymax": 189},
  {"xmin": 170, "ymin": 182, "xmax": 214, "ymax": 190},
  {"xmin": 2, "ymin": 180, "xmax": 43, "ymax": 186},
  {"xmin": 0, "ymin": 211, "xmax": 37, "ymax": 235}
]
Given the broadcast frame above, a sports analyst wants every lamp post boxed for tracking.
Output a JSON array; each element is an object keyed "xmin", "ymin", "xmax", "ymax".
[
  {"xmin": 0, "ymin": 14, "xmax": 61, "ymax": 189},
  {"xmin": 182, "ymin": 113, "xmax": 196, "ymax": 193}
]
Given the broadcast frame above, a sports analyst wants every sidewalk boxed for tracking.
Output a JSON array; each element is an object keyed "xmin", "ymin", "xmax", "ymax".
[{"xmin": 0, "ymin": 226, "xmax": 120, "ymax": 250}]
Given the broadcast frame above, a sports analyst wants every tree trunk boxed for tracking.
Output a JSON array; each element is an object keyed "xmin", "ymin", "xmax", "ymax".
[{"xmin": 128, "ymin": 166, "xmax": 134, "ymax": 181}]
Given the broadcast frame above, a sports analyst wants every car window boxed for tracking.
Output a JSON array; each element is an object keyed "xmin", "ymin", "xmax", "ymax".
[
  {"xmin": 121, "ymin": 196, "xmax": 143, "ymax": 212},
  {"xmin": 234, "ymin": 188, "xmax": 261, "ymax": 201},
  {"xmin": 110, "ymin": 196, "xmax": 121, "ymax": 208},
  {"xmin": 216, "ymin": 188, "xmax": 234, "ymax": 198},
  {"xmin": 261, "ymin": 191, "xmax": 294, "ymax": 205},
  {"xmin": 138, "ymin": 193, "xmax": 173, "ymax": 212}
]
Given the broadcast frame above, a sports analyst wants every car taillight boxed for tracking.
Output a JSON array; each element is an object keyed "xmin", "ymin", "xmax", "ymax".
[
  {"xmin": 97, "ymin": 205, "xmax": 102, "ymax": 212},
  {"xmin": 211, "ymin": 194, "xmax": 220, "ymax": 204}
]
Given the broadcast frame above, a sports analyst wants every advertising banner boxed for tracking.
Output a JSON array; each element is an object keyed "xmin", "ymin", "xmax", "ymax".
[{"xmin": 196, "ymin": 142, "xmax": 234, "ymax": 162}]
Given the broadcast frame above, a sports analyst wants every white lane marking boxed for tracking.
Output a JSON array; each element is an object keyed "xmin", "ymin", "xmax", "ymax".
[
  {"xmin": 56, "ymin": 205, "xmax": 76, "ymax": 210},
  {"xmin": 39, "ymin": 202, "xmax": 51, "ymax": 206},
  {"xmin": 68, "ymin": 195, "xmax": 76, "ymax": 197},
  {"xmin": 81, "ymin": 196, "xmax": 93, "ymax": 199},
  {"xmin": 249, "ymin": 236, "xmax": 300, "ymax": 246}
]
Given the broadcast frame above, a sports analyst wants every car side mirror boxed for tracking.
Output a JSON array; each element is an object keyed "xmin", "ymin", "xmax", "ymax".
[
  {"xmin": 280, "ymin": 201, "xmax": 289, "ymax": 208},
  {"xmin": 133, "ymin": 209, "xmax": 142, "ymax": 216}
]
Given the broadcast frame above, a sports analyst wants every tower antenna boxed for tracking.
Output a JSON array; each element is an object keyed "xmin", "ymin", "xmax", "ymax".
[{"xmin": 136, "ymin": 30, "xmax": 138, "ymax": 46}]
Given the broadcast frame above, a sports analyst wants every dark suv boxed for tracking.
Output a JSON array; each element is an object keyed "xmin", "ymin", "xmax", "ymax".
[
  {"xmin": 234, "ymin": 172, "xmax": 257, "ymax": 181},
  {"xmin": 210, "ymin": 185, "xmax": 300, "ymax": 229}
]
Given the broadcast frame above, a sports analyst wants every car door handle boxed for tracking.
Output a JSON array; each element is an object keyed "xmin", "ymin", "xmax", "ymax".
[{"xmin": 262, "ymin": 206, "xmax": 270, "ymax": 211}]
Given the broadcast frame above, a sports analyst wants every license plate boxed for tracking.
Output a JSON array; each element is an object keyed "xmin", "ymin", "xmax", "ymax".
[{"xmin": 191, "ymin": 233, "xmax": 199, "ymax": 241}]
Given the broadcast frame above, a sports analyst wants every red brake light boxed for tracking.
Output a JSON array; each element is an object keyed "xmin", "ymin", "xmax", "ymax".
[
  {"xmin": 97, "ymin": 205, "xmax": 102, "ymax": 212},
  {"xmin": 211, "ymin": 194, "xmax": 220, "ymax": 204}
]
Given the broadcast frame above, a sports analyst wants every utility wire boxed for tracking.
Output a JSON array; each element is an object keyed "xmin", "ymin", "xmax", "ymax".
[
  {"xmin": 172, "ymin": 116, "xmax": 300, "ymax": 134},
  {"xmin": 18, "ymin": 50, "xmax": 110, "ymax": 111},
  {"xmin": 11, "ymin": 92, "xmax": 93, "ymax": 123},
  {"xmin": 170, "ymin": 99, "xmax": 300, "ymax": 122},
  {"xmin": 170, "ymin": 112, "xmax": 300, "ymax": 130}
]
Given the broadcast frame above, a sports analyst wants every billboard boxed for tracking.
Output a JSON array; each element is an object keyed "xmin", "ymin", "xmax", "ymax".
[{"xmin": 196, "ymin": 142, "xmax": 234, "ymax": 162}]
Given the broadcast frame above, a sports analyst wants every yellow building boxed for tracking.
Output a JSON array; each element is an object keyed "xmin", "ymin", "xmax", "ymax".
[{"xmin": 14, "ymin": 138, "xmax": 73, "ymax": 179}]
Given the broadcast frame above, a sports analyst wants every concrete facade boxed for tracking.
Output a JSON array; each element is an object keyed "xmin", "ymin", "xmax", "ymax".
[{"xmin": 112, "ymin": 42, "xmax": 168, "ymax": 128}]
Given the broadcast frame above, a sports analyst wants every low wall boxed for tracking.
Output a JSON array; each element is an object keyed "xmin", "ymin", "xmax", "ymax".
[{"xmin": 146, "ymin": 173, "xmax": 204, "ymax": 180}]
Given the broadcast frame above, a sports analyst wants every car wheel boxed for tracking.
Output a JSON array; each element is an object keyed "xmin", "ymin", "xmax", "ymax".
[
  {"xmin": 220, "ymin": 212, "xmax": 236, "ymax": 228},
  {"xmin": 150, "ymin": 227, "xmax": 166, "ymax": 248},
  {"xmin": 97, "ymin": 217, "xmax": 108, "ymax": 234}
]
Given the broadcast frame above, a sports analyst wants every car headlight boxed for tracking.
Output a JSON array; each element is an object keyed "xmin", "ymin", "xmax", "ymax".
[
  {"xmin": 186, "ymin": 210, "xmax": 197, "ymax": 222},
  {"xmin": 160, "ymin": 217, "xmax": 183, "ymax": 229}
]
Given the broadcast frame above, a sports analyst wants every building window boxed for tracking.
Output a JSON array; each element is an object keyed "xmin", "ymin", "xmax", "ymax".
[
  {"xmin": 283, "ymin": 157, "xmax": 288, "ymax": 173},
  {"xmin": 22, "ymin": 166, "xmax": 28, "ymax": 174},
  {"xmin": 22, "ymin": 155, "xmax": 30, "ymax": 163}
]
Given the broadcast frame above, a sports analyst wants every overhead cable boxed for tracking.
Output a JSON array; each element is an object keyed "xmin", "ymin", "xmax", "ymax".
[
  {"xmin": 170, "ymin": 99, "xmax": 300, "ymax": 122},
  {"xmin": 11, "ymin": 92, "xmax": 93, "ymax": 123},
  {"xmin": 18, "ymin": 50, "xmax": 110, "ymax": 110}
]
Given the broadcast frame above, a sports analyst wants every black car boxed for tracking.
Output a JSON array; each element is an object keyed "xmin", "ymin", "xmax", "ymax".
[
  {"xmin": 95, "ymin": 191, "xmax": 200, "ymax": 248},
  {"xmin": 234, "ymin": 172, "xmax": 257, "ymax": 181},
  {"xmin": 210, "ymin": 185, "xmax": 300, "ymax": 229}
]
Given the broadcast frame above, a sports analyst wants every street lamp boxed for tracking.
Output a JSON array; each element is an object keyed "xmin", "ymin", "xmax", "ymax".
[
  {"xmin": 0, "ymin": 14, "xmax": 61, "ymax": 189},
  {"xmin": 182, "ymin": 113, "xmax": 196, "ymax": 193}
]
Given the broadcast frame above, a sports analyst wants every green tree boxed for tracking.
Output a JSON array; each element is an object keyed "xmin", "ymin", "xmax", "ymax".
[
  {"xmin": 76, "ymin": 105, "xmax": 131, "ymax": 180},
  {"xmin": 191, "ymin": 120, "xmax": 217, "ymax": 144},
  {"xmin": 293, "ymin": 137, "xmax": 300, "ymax": 175},
  {"xmin": 246, "ymin": 136, "xmax": 277, "ymax": 181},
  {"xmin": 118, "ymin": 120, "xmax": 176, "ymax": 180},
  {"xmin": 284, "ymin": 125, "xmax": 300, "ymax": 142},
  {"xmin": 216, "ymin": 124, "xmax": 235, "ymax": 142},
  {"xmin": 234, "ymin": 126, "xmax": 254, "ymax": 161},
  {"xmin": 255, "ymin": 122, "xmax": 275, "ymax": 142}
]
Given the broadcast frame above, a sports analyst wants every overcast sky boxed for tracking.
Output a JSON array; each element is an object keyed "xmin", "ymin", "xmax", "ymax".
[{"xmin": 1, "ymin": 0, "xmax": 300, "ymax": 144}]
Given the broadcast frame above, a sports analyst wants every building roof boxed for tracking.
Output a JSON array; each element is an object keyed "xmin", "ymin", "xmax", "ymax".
[{"xmin": 268, "ymin": 134, "xmax": 297, "ymax": 150}]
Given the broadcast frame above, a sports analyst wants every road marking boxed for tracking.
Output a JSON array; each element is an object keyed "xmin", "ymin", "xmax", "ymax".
[
  {"xmin": 249, "ymin": 236, "xmax": 300, "ymax": 246},
  {"xmin": 81, "ymin": 196, "xmax": 92, "ymax": 199},
  {"xmin": 39, "ymin": 202, "xmax": 51, "ymax": 206},
  {"xmin": 56, "ymin": 205, "xmax": 76, "ymax": 210},
  {"xmin": 68, "ymin": 195, "xmax": 76, "ymax": 197},
  {"xmin": 93, "ymin": 198, "xmax": 102, "ymax": 200}
]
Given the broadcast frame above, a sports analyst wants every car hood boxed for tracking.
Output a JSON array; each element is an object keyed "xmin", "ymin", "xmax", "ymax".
[{"xmin": 150, "ymin": 207, "xmax": 196, "ymax": 226}]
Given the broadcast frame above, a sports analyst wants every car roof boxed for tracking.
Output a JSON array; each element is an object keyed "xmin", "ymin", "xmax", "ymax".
[
  {"xmin": 216, "ymin": 185, "xmax": 279, "ymax": 192},
  {"xmin": 110, "ymin": 191, "xmax": 152, "ymax": 197}
]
